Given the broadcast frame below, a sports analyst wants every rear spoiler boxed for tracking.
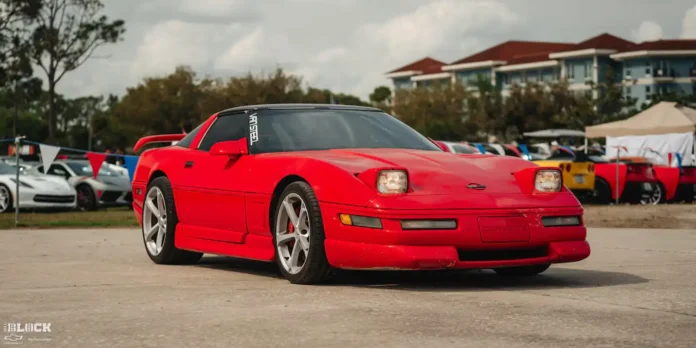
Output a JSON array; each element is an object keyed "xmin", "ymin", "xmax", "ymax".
[{"xmin": 133, "ymin": 134, "xmax": 186, "ymax": 152}]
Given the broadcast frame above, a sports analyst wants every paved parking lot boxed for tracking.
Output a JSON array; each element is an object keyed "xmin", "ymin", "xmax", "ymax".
[{"xmin": 1, "ymin": 227, "xmax": 695, "ymax": 347}]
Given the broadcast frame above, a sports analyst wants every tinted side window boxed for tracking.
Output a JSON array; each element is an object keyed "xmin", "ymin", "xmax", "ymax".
[
  {"xmin": 175, "ymin": 123, "xmax": 203, "ymax": 148},
  {"xmin": 48, "ymin": 164, "xmax": 70, "ymax": 177},
  {"xmin": 452, "ymin": 145, "xmax": 474, "ymax": 154},
  {"xmin": 198, "ymin": 113, "xmax": 248, "ymax": 151}
]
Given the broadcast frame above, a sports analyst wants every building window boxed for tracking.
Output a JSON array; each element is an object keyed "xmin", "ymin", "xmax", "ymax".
[
  {"xmin": 625, "ymin": 87, "xmax": 631, "ymax": 95},
  {"xmin": 521, "ymin": 71, "xmax": 527, "ymax": 83},
  {"xmin": 645, "ymin": 86, "xmax": 651, "ymax": 93},
  {"xmin": 566, "ymin": 64, "xmax": 575, "ymax": 79},
  {"xmin": 646, "ymin": 68, "xmax": 651, "ymax": 75},
  {"xmin": 584, "ymin": 62, "xmax": 591, "ymax": 79},
  {"xmin": 625, "ymin": 69, "xmax": 631, "ymax": 77}
]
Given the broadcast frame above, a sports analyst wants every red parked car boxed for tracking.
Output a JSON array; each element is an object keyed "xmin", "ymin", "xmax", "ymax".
[
  {"xmin": 582, "ymin": 150, "xmax": 662, "ymax": 204},
  {"xmin": 131, "ymin": 104, "xmax": 590, "ymax": 284}
]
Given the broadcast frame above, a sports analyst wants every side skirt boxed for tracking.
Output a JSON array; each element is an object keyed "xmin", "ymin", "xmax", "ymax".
[{"xmin": 175, "ymin": 229, "xmax": 275, "ymax": 262}]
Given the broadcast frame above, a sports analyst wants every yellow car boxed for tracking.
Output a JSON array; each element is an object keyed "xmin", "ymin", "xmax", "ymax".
[{"xmin": 533, "ymin": 149, "xmax": 596, "ymax": 201}]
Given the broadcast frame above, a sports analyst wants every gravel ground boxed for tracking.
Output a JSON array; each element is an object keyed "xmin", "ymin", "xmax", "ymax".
[
  {"xmin": 583, "ymin": 204, "xmax": 696, "ymax": 229},
  {"xmin": 1, "ymin": 227, "xmax": 695, "ymax": 347}
]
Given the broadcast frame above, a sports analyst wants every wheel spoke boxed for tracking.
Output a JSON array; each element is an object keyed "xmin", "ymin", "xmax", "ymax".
[
  {"xmin": 277, "ymin": 233, "xmax": 295, "ymax": 245},
  {"xmin": 282, "ymin": 200, "xmax": 299, "ymax": 228},
  {"xmin": 155, "ymin": 228, "xmax": 165, "ymax": 252},
  {"xmin": 156, "ymin": 191, "xmax": 166, "ymax": 216},
  {"xmin": 297, "ymin": 234, "xmax": 310, "ymax": 254},
  {"xmin": 146, "ymin": 198, "xmax": 160, "ymax": 218},
  {"xmin": 145, "ymin": 223, "xmax": 159, "ymax": 241},
  {"xmin": 288, "ymin": 243, "xmax": 301, "ymax": 270},
  {"xmin": 298, "ymin": 204, "xmax": 308, "ymax": 229}
]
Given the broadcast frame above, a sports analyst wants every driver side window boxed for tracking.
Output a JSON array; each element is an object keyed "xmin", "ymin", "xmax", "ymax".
[{"xmin": 197, "ymin": 112, "xmax": 248, "ymax": 151}]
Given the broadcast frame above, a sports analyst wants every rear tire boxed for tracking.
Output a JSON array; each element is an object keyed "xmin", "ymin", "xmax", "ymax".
[
  {"xmin": 493, "ymin": 264, "xmax": 550, "ymax": 276},
  {"xmin": 272, "ymin": 181, "xmax": 334, "ymax": 284},
  {"xmin": 591, "ymin": 177, "xmax": 612, "ymax": 204},
  {"xmin": 142, "ymin": 177, "xmax": 203, "ymax": 265}
]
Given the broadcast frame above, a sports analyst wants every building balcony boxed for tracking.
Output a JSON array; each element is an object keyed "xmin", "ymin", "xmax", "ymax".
[{"xmin": 653, "ymin": 68, "xmax": 675, "ymax": 81}]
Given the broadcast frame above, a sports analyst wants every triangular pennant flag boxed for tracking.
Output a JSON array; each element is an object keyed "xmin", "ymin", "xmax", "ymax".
[
  {"xmin": 123, "ymin": 155, "xmax": 139, "ymax": 182},
  {"xmin": 668, "ymin": 153, "xmax": 673, "ymax": 166},
  {"xmin": 474, "ymin": 143, "xmax": 486, "ymax": 154},
  {"xmin": 86, "ymin": 152, "xmax": 107, "ymax": 179},
  {"xmin": 39, "ymin": 144, "xmax": 61, "ymax": 174},
  {"xmin": 675, "ymin": 153, "xmax": 683, "ymax": 171}
]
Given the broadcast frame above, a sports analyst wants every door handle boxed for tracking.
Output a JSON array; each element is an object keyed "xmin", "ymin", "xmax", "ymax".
[{"xmin": 184, "ymin": 161, "xmax": 194, "ymax": 168}]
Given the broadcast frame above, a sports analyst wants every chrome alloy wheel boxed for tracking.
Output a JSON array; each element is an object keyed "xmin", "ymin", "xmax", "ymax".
[
  {"xmin": 142, "ymin": 186, "xmax": 167, "ymax": 255},
  {"xmin": 640, "ymin": 183, "xmax": 662, "ymax": 205},
  {"xmin": 0, "ymin": 186, "xmax": 10, "ymax": 213},
  {"xmin": 275, "ymin": 193, "xmax": 311, "ymax": 274}
]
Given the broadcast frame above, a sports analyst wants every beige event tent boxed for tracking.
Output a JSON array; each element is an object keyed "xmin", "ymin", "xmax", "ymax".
[{"xmin": 585, "ymin": 101, "xmax": 696, "ymax": 138}]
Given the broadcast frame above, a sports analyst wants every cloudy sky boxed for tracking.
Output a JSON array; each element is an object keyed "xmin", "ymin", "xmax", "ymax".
[{"xmin": 57, "ymin": 0, "xmax": 696, "ymax": 101}]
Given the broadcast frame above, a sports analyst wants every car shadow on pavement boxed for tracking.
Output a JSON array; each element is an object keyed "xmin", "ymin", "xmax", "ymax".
[
  {"xmin": 334, "ymin": 267, "xmax": 649, "ymax": 291},
  {"xmin": 196, "ymin": 256, "xmax": 648, "ymax": 291},
  {"xmin": 196, "ymin": 256, "xmax": 284, "ymax": 279}
]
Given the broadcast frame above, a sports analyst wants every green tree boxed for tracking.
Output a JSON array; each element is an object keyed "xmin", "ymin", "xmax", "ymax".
[
  {"xmin": 392, "ymin": 81, "xmax": 472, "ymax": 140},
  {"xmin": 29, "ymin": 0, "xmax": 125, "ymax": 144},
  {"xmin": 112, "ymin": 66, "xmax": 204, "ymax": 146}
]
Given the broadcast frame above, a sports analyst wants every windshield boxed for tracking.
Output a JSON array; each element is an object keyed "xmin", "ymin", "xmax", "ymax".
[
  {"xmin": 250, "ymin": 109, "xmax": 442, "ymax": 153},
  {"xmin": 66, "ymin": 162, "xmax": 118, "ymax": 176},
  {"xmin": 0, "ymin": 163, "xmax": 16, "ymax": 175}
]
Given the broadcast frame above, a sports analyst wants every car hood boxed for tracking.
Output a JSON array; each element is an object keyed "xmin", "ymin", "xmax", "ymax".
[
  {"xmin": 291, "ymin": 149, "xmax": 540, "ymax": 195},
  {"xmin": 13, "ymin": 174, "xmax": 75, "ymax": 192}
]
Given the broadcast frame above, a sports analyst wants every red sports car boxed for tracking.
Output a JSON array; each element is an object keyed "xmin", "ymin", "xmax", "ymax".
[{"xmin": 130, "ymin": 104, "xmax": 590, "ymax": 284}]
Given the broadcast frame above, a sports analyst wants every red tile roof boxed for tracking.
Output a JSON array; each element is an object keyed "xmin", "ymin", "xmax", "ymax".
[
  {"xmin": 449, "ymin": 41, "xmax": 573, "ymax": 65},
  {"xmin": 619, "ymin": 39, "xmax": 696, "ymax": 52},
  {"xmin": 387, "ymin": 57, "xmax": 445, "ymax": 74},
  {"xmin": 506, "ymin": 50, "xmax": 565, "ymax": 65},
  {"xmin": 555, "ymin": 33, "xmax": 636, "ymax": 52}
]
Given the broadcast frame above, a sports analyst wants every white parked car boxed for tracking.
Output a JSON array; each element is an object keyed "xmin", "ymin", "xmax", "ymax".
[
  {"xmin": 0, "ymin": 162, "xmax": 76, "ymax": 213},
  {"xmin": 26, "ymin": 160, "xmax": 132, "ymax": 211}
]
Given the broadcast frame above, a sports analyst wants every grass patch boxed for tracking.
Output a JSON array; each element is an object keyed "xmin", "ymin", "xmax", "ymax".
[{"xmin": 0, "ymin": 207, "xmax": 139, "ymax": 229}]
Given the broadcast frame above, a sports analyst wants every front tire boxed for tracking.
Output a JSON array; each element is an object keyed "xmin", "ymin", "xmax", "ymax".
[
  {"xmin": 76, "ymin": 184, "xmax": 98, "ymax": 211},
  {"xmin": 0, "ymin": 184, "xmax": 13, "ymax": 213},
  {"xmin": 142, "ymin": 177, "xmax": 203, "ymax": 265},
  {"xmin": 272, "ymin": 181, "xmax": 334, "ymax": 284},
  {"xmin": 493, "ymin": 264, "xmax": 550, "ymax": 276}
]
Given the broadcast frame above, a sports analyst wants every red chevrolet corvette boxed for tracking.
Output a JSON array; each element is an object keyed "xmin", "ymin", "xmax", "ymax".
[{"xmin": 130, "ymin": 104, "xmax": 590, "ymax": 284}]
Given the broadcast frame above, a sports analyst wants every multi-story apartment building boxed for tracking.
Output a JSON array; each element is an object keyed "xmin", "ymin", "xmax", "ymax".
[{"xmin": 385, "ymin": 33, "xmax": 696, "ymax": 107}]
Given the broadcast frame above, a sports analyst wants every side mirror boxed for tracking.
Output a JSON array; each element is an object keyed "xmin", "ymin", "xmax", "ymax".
[{"xmin": 210, "ymin": 138, "xmax": 249, "ymax": 157}]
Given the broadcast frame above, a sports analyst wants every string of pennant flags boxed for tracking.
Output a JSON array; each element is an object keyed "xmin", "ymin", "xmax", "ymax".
[
  {"xmin": 0, "ymin": 138, "xmax": 140, "ymax": 182},
  {"xmin": 2, "ymin": 138, "xmax": 690, "ymax": 181}
]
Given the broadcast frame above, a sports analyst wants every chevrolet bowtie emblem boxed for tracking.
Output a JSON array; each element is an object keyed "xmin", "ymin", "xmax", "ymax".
[{"xmin": 466, "ymin": 183, "xmax": 486, "ymax": 190}]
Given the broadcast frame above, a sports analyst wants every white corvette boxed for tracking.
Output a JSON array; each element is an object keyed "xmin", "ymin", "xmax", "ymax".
[{"xmin": 0, "ymin": 162, "xmax": 77, "ymax": 213}]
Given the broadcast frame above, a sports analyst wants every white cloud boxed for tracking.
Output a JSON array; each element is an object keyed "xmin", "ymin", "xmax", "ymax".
[
  {"xmin": 130, "ymin": 20, "xmax": 243, "ymax": 78},
  {"xmin": 291, "ymin": 0, "xmax": 521, "ymax": 97},
  {"xmin": 213, "ymin": 28, "xmax": 292, "ymax": 72},
  {"xmin": 632, "ymin": 21, "xmax": 663, "ymax": 42},
  {"xmin": 682, "ymin": 5, "xmax": 696, "ymax": 38}
]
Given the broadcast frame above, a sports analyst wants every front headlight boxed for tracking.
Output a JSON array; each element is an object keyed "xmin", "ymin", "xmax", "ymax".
[
  {"xmin": 377, "ymin": 170, "xmax": 408, "ymax": 194},
  {"xmin": 535, "ymin": 169, "xmax": 562, "ymax": 192}
]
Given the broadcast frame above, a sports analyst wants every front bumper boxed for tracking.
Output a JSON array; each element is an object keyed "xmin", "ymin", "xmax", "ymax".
[{"xmin": 320, "ymin": 203, "xmax": 589, "ymax": 270}]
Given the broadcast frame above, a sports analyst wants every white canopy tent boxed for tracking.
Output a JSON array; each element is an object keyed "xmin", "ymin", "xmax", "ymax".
[{"xmin": 584, "ymin": 102, "xmax": 696, "ymax": 166}]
